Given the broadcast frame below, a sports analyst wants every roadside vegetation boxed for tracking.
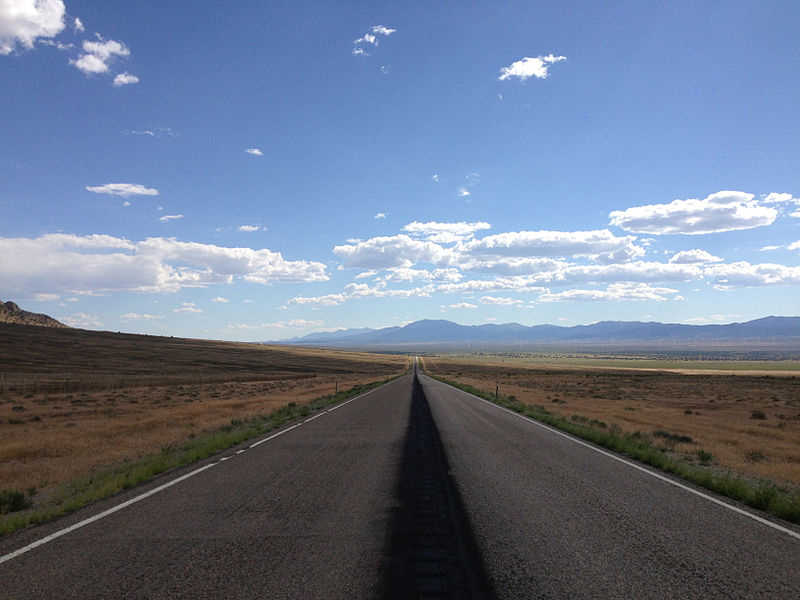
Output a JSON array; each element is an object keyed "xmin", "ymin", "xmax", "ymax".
[{"xmin": 422, "ymin": 358, "xmax": 800, "ymax": 527}]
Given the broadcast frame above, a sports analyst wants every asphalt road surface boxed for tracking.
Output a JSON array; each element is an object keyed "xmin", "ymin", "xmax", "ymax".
[{"xmin": 1, "ymin": 370, "xmax": 799, "ymax": 599}]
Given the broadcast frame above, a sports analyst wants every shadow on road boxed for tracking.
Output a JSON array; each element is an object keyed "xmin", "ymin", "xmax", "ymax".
[{"xmin": 381, "ymin": 374, "xmax": 495, "ymax": 599}]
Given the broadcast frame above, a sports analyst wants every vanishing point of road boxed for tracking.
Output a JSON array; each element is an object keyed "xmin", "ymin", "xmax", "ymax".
[{"xmin": 2, "ymin": 365, "xmax": 798, "ymax": 599}]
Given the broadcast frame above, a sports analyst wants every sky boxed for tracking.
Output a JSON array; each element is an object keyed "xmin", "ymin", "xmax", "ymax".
[{"xmin": 1, "ymin": 0, "xmax": 799, "ymax": 341}]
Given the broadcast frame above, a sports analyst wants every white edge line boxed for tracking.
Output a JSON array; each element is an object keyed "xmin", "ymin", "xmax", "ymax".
[
  {"xmin": 1, "ymin": 379, "xmax": 392, "ymax": 565},
  {"xmin": 430, "ymin": 375, "xmax": 800, "ymax": 542},
  {"xmin": 0, "ymin": 463, "xmax": 216, "ymax": 565}
]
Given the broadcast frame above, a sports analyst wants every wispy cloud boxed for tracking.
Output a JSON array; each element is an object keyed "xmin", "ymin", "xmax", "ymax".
[
  {"xmin": 479, "ymin": 296, "xmax": 522, "ymax": 306},
  {"xmin": 59, "ymin": 312, "xmax": 102, "ymax": 328},
  {"xmin": 538, "ymin": 282, "xmax": 680, "ymax": 303},
  {"xmin": 86, "ymin": 183, "xmax": 159, "ymax": 197},
  {"xmin": 245, "ymin": 148, "xmax": 263, "ymax": 156},
  {"xmin": 121, "ymin": 312, "xmax": 163, "ymax": 321},
  {"xmin": 403, "ymin": 221, "xmax": 490, "ymax": 243},
  {"xmin": 371, "ymin": 25, "xmax": 396, "ymax": 36},
  {"xmin": 0, "ymin": 0, "xmax": 66, "ymax": 55},
  {"xmin": 212, "ymin": 296, "xmax": 228, "ymax": 303},
  {"xmin": 73, "ymin": 17, "xmax": 84, "ymax": 33},
  {"xmin": 499, "ymin": 54, "xmax": 566, "ymax": 81},
  {"xmin": 123, "ymin": 127, "xmax": 177, "ymax": 138},
  {"xmin": 352, "ymin": 24, "xmax": 395, "ymax": 56},
  {"xmin": 159, "ymin": 214, "xmax": 183, "ymax": 223},
  {"xmin": 237, "ymin": 224, "xmax": 266, "ymax": 232},
  {"xmin": 374, "ymin": 213, "xmax": 386, "ymax": 220},
  {"xmin": 173, "ymin": 302, "xmax": 201, "ymax": 314}
]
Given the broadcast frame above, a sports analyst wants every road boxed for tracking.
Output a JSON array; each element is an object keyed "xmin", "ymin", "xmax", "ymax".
[{"xmin": 1, "ymin": 370, "xmax": 799, "ymax": 599}]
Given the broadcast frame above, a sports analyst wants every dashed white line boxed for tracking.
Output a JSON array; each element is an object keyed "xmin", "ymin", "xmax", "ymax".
[
  {"xmin": 248, "ymin": 422, "xmax": 303, "ymax": 448},
  {"xmin": 432, "ymin": 375, "xmax": 800, "ymax": 542}
]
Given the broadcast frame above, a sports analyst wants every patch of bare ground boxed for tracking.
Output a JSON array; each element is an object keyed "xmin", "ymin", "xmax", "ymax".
[
  {"xmin": 0, "ymin": 324, "xmax": 408, "ymax": 497},
  {"xmin": 422, "ymin": 356, "xmax": 800, "ymax": 488}
]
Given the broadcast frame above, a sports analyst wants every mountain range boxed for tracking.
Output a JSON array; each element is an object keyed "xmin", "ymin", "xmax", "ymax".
[{"xmin": 275, "ymin": 317, "xmax": 800, "ymax": 351}]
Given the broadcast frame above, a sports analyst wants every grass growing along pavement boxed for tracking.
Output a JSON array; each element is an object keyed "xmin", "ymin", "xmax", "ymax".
[
  {"xmin": 427, "ymin": 374, "xmax": 800, "ymax": 527},
  {"xmin": 0, "ymin": 378, "xmax": 396, "ymax": 537}
]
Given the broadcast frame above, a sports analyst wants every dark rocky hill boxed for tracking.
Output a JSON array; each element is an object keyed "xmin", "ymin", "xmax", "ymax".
[{"xmin": 0, "ymin": 300, "xmax": 68, "ymax": 328}]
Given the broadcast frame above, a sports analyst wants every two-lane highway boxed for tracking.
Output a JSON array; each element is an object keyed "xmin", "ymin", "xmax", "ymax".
[{"xmin": 1, "ymin": 371, "xmax": 799, "ymax": 599}]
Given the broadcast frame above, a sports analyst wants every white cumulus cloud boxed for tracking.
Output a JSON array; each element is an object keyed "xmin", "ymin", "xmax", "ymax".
[
  {"xmin": 245, "ymin": 148, "xmax": 263, "ymax": 156},
  {"xmin": 59, "ymin": 312, "xmax": 102, "ymax": 328},
  {"xmin": 609, "ymin": 191, "xmax": 777, "ymax": 235},
  {"xmin": 703, "ymin": 262, "xmax": 800, "ymax": 289},
  {"xmin": 0, "ymin": 0, "xmax": 65, "ymax": 55},
  {"xmin": 0, "ymin": 233, "xmax": 329, "ymax": 296},
  {"xmin": 212, "ymin": 296, "xmax": 228, "ymax": 303},
  {"xmin": 334, "ymin": 234, "xmax": 455, "ymax": 270},
  {"xmin": 374, "ymin": 213, "xmax": 387, "ymax": 220},
  {"xmin": 499, "ymin": 54, "xmax": 566, "ymax": 81},
  {"xmin": 71, "ymin": 34, "xmax": 129, "ymax": 74},
  {"xmin": 669, "ymin": 249, "xmax": 723, "ymax": 264},
  {"xmin": 113, "ymin": 71, "xmax": 138, "ymax": 86},
  {"xmin": 463, "ymin": 229, "xmax": 643, "ymax": 263},
  {"xmin": 237, "ymin": 225, "xmax": 266, "ymax": 232}
]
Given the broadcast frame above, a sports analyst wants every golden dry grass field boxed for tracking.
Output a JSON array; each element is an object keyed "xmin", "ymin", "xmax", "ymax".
[
  {"xmin": 0, "ymin": 324, "xmax": 409, "ymax": 496},
  {"xmin": 422, "ymin": 355, "xmax": 800, "ymax": 488}
]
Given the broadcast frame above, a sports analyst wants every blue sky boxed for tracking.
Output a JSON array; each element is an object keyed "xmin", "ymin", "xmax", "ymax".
[{"xmin": 1, "ymin": 0, "xmax": 798, "ymax": 341}]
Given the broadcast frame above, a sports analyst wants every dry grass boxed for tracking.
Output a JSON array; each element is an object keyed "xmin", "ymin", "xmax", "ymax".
[
  {"xmin": 422, "ymin": 355, "xmax": 800, "ymax": 488},
  {"xmin": 0, "ymin": 324, "xmax": 408, "ymax": 496}
]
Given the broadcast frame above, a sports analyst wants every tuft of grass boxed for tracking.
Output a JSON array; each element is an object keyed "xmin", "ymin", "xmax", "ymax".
[
  {"xmin": 427, "ymin": 373, "xmax": 800, "ymax": 526},
  {"xmin": 0, "ymin": 488, "xmax": 34, "ymax": 514},
  {"xmin": 0, "ymin": 377, "xmax": 400, "ymax": 537},
  {"xmin": 696, "ymin": 449, "xmax": 713, "ymax": 465},
  {"xmin": 653, "ymin": 430, "xmax": 693, "ymax": 444},
  {"xmin": 751, "ymin": 410, "xmax": 767, "ymax": 420}
]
